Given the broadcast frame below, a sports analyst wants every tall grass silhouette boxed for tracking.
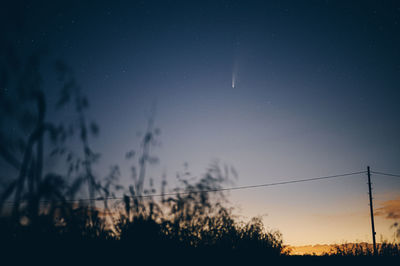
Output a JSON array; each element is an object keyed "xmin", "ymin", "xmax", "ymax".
[{"xmin": 0, "ymin": 44, "xmax": 287, "ymax": 260}]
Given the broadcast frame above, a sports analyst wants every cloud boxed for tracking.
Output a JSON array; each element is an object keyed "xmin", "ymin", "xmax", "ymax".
[{"xmin": 376, "ymin": 197, "xmax": 400, "ymax": 220}]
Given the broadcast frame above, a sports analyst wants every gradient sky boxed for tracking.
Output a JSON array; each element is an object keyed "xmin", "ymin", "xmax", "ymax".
[{"xmin": 2, "ymin": 0, "xmax": 400, "ymax": 245}]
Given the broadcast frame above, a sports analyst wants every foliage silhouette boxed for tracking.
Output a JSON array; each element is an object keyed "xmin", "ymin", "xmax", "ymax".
[
  {"xmin": 0, "ymin": 43, "xmax": 287, "ymax": 261},
  {"xmin": 324, "ymin": 242, "xmax": 400, "ymax": 256}
]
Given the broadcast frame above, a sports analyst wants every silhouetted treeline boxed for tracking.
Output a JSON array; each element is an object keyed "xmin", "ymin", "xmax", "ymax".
[{"xmin": 325, "ymin": 242, "xmax": 400, "ymax": 256}]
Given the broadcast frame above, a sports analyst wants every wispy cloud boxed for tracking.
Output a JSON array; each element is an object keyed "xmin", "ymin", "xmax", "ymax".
[{"xmin": 376, "ymin": 197, "xmax": 400, "ymax": 220}]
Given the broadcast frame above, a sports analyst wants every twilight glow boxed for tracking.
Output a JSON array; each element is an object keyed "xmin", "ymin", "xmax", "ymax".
[{"xmin": 1, "ymin": 0, "xmax": 400, "ymax": 248}]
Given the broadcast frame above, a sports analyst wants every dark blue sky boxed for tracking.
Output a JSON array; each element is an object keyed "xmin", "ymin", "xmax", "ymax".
[{"xmin": 2, "ymin": 0, "xmax": 400, "ymax": 245}]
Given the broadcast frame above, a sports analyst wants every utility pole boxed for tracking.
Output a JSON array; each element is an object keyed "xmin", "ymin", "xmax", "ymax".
[{"xmin": 367, "ymin": 166, "xmax": 377, "ymax": 254}]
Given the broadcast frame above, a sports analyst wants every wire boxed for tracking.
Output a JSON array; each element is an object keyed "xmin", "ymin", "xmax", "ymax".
[
  {"xmin": 371, "ymin": 171, "xmax": 400, "ymax": 178},
  {"xmin": 1, "ymin": 170, "xmax": 366, "ymax": 205}
]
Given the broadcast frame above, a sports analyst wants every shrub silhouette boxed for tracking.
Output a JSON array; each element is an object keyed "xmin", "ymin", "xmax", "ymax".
[
  {"xmin": 113, "ymin": 162, "xmax": 286, "ymax": 257},
  {"xmin": 325, "ymin": 242, "xmax": 400, "ymax": 256}
]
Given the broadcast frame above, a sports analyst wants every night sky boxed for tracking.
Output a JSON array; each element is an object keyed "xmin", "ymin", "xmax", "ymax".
[{"xmin": 2, "ymin": 0, "xmax": 400, "ymax": 245}]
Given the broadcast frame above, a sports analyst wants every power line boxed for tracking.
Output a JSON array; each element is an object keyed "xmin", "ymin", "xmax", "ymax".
[
  {"xmin": 1, "ymin": 170, "xmax": 366, "ymax": 205},
  {"xmin": 371, "ymin": 171, "xmax": 400, "ymax": 178}
]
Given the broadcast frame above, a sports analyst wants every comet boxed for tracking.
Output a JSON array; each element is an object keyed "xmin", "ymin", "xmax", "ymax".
[{"xmin": 232, "ymin": 59, "xmax": 238, "ymax": 88}]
